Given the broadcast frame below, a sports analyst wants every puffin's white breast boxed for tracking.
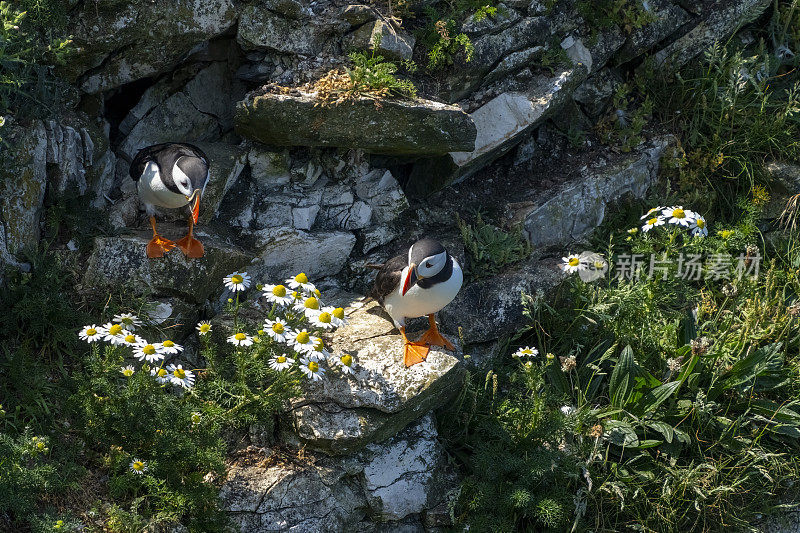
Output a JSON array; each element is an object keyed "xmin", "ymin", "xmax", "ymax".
[
  {"xmin": 137, "ymin": 161, "xmax": 190, "ymax": 209},
  {"xmin": 383, "ymin": 259, "xmax": 463, "ymax": 328}
]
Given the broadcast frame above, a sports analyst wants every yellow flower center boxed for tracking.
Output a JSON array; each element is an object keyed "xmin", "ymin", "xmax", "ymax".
[
  {"xmin": 314, "ymin": 288, "xmax": 321, "ymax": 297},
  {"xmin": 109, "ymin": 324, "xmax": 123, "ymax": 335},
  {"xmin": 232, "ymin": 274, "xmax": 243, "ymax": 284},
  {"xmin": 314, "ymin": 340, "xmax": 325, "ymax": 352},
  {"xmin": 123, "ymin": 368, "xmax": 134, "ymax": 377},
  {"xmin": 174, "ymin": 368, "xmax": 186, "ymax": 379},
  {"xmin": 143, "ymin": 345, "xmax": 156, "ymax": 355},
  {"xmin": 235, "ymin": 333, "xmax": 247, "ymax": 341},
  {"xmin": 36, "ymin": 441, "xmax": 45, "ymax": 450},
  {"xmin": 86, "ymin": 328, "xmax": 97, "ymax": 336},
  {"xmin": 673, "ymin": 208, "xmax": 685, "ymax": 218},
  {"xmin": 292, "ymin": 291, "xmax": 301, "ymax": 300},
  {"xmin": 192, "ymin": 413, "xmax": 201, "ymax": 424},
  {"xmin": 296, "ymin": 331, "xmax": 310, "ymax": 344},
  {"xmin": 333, "ymin": 308, "xmax": 345, "ymax": 320},
  {"xmin": 721, "ymin": 230, "xmax": 733, "ymax": 238},
  {"xmin": 304, "ymin": 297, "xmax": 319, "ymax": 310},
  {"xmin": 594, "ymin": 261, "xmax": 605, "ymax": 269},
  {"xmin": 162, "ymin": 340, "xmax": 174, "ymax": 348},
  {"xmin": 295, "ymin": 273, "xmax": 308, "ymax": 284},
  {"xmin": 318, "ymin": 312, "xmax": 331, "ymax": 323},
  {"xmin": 277, "ymin": 356, "xmax": 287, "ymax": 363},
  {"xmin": 125, "ymin": 334, "xmax": 136, "ymax": 343},
  {"xmin": 157, "ymin": 368, "xmax": 168, "ymax": 377},
  {"xmin": 272, "ymin": 323, "xmax": 285, "ymax": 334},
  {"xmin": 568, "ymin": 258, "xmax": 580, "ymax": 267},
  {"xmin": 308, "ymin": 361, "xmax": 319, "ymax": 372},
  {"xmin": 341, "ymin": 354, "xmax": 353, "ymax": 367},
  {"xmin": 696, "ymin": 218, "xmax": 705, "ymax": 228},
  {"xmin": 648, "ymin": 217, "xmax": 658, "ymax": 225},
  {"xmin": 272, "ymin": 284, "xmax": 287, "ymax": 297},
  {"xmin": 199, "ymin": 324, "xmax": 210, "ymax": 333},
  {"xmin": 132, "ymin": 461, "xmax": 144, "ymax": 471}
]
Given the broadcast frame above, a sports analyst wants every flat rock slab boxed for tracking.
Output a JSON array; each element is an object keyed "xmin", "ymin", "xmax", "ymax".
[
  {"xmin": 287, "ymin": 300, "xmax": 467, "ymax": 454},
  {"xmin": 235, "ymin": 90, "xmax": 477, "ymax": 155},
  {"xmin": 83, "ymin": 228, "xmax": 250, "ymax": 304}
]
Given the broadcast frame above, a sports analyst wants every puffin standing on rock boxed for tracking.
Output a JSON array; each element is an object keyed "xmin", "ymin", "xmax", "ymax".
[
  {"xmin": 370, "ymin": 238, "xmax": 463, "ymax": 367},
  {"xmin": 129, "ymin": 143, "xmax": 209, "ymax": 258}
]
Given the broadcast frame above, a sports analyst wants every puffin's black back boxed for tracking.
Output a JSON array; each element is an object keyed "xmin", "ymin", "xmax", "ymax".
[
  {"xmin": 370, "ymin": 254, "xmax": 407, "ymax": 304},
  {"xmin": 129, "ymin": 143, "xmax": 209, "ymax": 194}
]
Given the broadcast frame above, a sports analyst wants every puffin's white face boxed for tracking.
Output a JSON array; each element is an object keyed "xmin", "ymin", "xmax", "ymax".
[
  {"xmin": 411, "ymin": 249, "xmax": 448, "ymax": 278},
  {"xmin": 172, "ymin": 163, "xmax": 193, "ymax": 197}
]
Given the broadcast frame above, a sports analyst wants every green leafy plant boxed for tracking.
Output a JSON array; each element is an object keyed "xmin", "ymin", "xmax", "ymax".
[
  {"xmin": 426, "ymin": 18, "xmax": 475, "ymax": 70},
  {"xmin": 457, "ymin": 213, "xmax": 531, "ymax": 279},
  {"xmin": 346, "ymin": 37, "xmax": 418, "ymax": 100}
]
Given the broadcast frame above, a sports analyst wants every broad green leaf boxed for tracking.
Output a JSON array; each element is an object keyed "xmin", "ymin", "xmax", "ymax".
[
  {"xmin": 646, "ymin": 420, "xmax": 674, "ymax": 443},
  {"xmin": 637, "ymin": 381, "xmax": 681, "ymax": 416},
  {"xmin": 635, "ymin": 439, "xmax": 663, "ymax": 449},
  {"xmin": 605, "ymin": 419, "xmax": 639, "ymax": 447},
  {"xmin": 609, "ymin": 345, "xmax": 637, "ymax": 408}
]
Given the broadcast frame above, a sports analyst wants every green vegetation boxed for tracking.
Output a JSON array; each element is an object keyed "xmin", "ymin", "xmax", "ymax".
[
  {"xmin": 446, "ymin": 8, "xmax": 800, "ymax": 531},
  {"xmin": 346, "ymin": 35, "xmax": 418, "ymax": 99},
  {"xmin": 577, "ymin": 0, "xmax": 657, "ymax": 34},
  {"xmin": 457, "ymin": 213, "xmax": 531, "ymax": 280}
]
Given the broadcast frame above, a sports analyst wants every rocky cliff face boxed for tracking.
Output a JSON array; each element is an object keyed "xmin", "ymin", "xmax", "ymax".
[{"xmin": 0, "ymin": 0, "xmax": 773, "ymax": 530}]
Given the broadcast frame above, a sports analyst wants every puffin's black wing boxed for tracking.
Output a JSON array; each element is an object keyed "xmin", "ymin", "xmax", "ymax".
[
  {"xmin": 129, "ymin": 143, "xmax": 209, "ymax": 182},
  {"xmin": 370, "ymin": 254, "xmax": 407, "ymax": 305}
]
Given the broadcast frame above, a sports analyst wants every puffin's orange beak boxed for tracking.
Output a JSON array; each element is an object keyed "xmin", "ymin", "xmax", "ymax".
[
  {"xmin": 191, "ymin": 192, "xmax": 201, "ymax": 224},
  {"xmin": 402, "ymin": 264, "xmax": 418, "ymax": 296}
]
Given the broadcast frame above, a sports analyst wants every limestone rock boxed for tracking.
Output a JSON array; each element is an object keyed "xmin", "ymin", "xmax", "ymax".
[
  {"xmin": 190, "ymin": 142, "xmax": 247, "ymax": 224},
  {"xmin": 237, "ymin": 3, "xmax": 341, "ymax": 56},
  {"xmin": 83, "ymin": 228, "xmax": 250, "ymax": 304},
  {"xmin": 343, "ymin": 20, "xmax": 415, "ymax": 61},
  {"xmin": 355, "ymin": 169, "xmax": 409, "ymax": 225},
  {"xmin": 287, "ymin": 300, "xmax": 466, "ymax": 454},
  {"xmin": 249, "ymin": 228, "xmax": 356, "ymax": 281},
  {"xmin": 614, "ymin": 0, "xmax": 692, "ymax": 64},
  {"xmin": 248, "ymin": 148, "xmax": 292, "ymax": 190},
  {"xmin": 235, "ymin": 89, "xmax": 477, "ymax": 155},
  {"xmin": 68, "ymin": 0, "xmax": 237, "ymax": 93},
  {"xmin": 461, "ymin": 3, "xmax": 522, "ymax": 37},
  {"xmin": 521, "ymin": 136, "xmax": 674, "ymax": 247},
  {"xmin": 439, "ymin": 255, "xmax": 563, "ymax": 345},
  {"xmin": 119, "ymin": 62, "xmax": 233, "ymax": 160},
  {"xmin": 654, "ymin": 0, "xmax": 771, "ymax": 68},
  {"xmin": 0, "ymin": 122, "xmax": 47, "ymax": 259},
  {"xmin": 407, "ymin": 67, "xmax": 585, "ymax": 196}
]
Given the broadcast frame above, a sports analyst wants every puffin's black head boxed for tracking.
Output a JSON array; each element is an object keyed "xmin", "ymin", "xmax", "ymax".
[
  {"xmin": 173, "ymin": 155, "xmax": 209, "ymax": 223},
  {"xmin": 402, "ymin": 238, "xmax": 449, "ymax": 295}
]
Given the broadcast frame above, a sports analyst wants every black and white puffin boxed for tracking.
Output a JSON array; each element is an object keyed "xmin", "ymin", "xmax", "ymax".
[
  {"xmin": 370, "ymin": 238, "xmax": 463, "ymax": 367},
  {"xmin": 129, "ymin": 143, "xmax": 209, "ymax": 258}
]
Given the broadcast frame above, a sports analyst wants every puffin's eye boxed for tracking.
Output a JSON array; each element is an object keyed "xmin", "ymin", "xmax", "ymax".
[{"xmin": 425, "ymin": 261, "xmax": 433, "ymax": 268}]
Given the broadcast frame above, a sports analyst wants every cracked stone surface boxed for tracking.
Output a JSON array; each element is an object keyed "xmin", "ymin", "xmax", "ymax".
[
  {"xmin": 221, "ymin": 415, "xmax": 456, "ymax": 531},
  {"xmin": 285, "ymin": 300, "xmax": 466, "ymax": 454}
]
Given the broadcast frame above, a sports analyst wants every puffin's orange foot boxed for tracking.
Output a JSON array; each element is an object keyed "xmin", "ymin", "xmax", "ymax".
[
  {"xmin": 403, "ymin": 342, "xmax": 430, "ymax": 367},
  {"xmin": 146, "ymin": 235, "xmax": 175, "ymax": 258},
  {"xmin": 175, "ymin": 234, "xmax": 204, "ymax": 258},
  {"xmin": 419, "ymin": 327, "xmax": 456, "ymax": 351}
]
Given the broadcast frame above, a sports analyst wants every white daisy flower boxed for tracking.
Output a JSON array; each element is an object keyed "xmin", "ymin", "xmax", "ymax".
[
  {"xmin": 191, "ymin": 412, "xmax": 202, "ymax": 425},
  {"xmin": 308, "ymin": 339, "xmax": 331, "ymax": 362},
  {"xmin": 333, "ymin": 353, "xmax": 356, "ymax": 375},
  {"xmin": 227, "ymin": 332, "xmax": 253, "ymax": 347},
  {"xmin": 151, "ymin": 366, "xmax": 171, "ymax": 384},
  {"xmin": 287, "ymin": 329, "xmax": 319, "ymax": 354},
  {"xmin": 101, "ymin": 323, "xmax": 126, "ymax": 344},
  {"xmin": 286, "ymin": 272, "xmax": 316, "ymax": 293},
  {"xmin": 168, "ymin": 364, "xmax": 195, "ymax": 389},
  {"xmin": 640, "ymin": 206, "xmax": 665, "ymax": 220},
  {"xmin": 223, "ymin": 271, "xmax": 252, "ymax": 292},
  {"xmin": 79, "ymin": 324, "xmax": 104, "ymax": 343},
  {"xmin": 560, "ymin": 255, "xmax": 585, "ymax": 274},
  {"xmin": 269, "ymin": 354, "xmax": 295, "ymax": 371},
  {"xmin": 129, "ymin": 458, "xmax": 148, "ymax": 475},
  {"xmin": 300, "ymin": 356, "xmax": 325, "ymax": 381},
  {"xmin": 196, "ymin": 322, "xmax": 212, "ymax": 336},
  {"xmin": 561, "ymin": 405, "xmax": 576, "ymax": 416},
  {"xmin": 158, "ymin": 340, "xmax": 183, "ymax": 355},
  {"xmin": 512, "ymin": 346, "xmax": 539, "ymax": 358},
  {"xmin": 641, "ymin": 216, "xmax": 666, "ymax": 233},
  {"xmin": 662, "ymin": 206, "xmax": 694, "ymax": 227},
  {"xmin": 689, "ymin": 214, "xmax": 708, "ymax": 237},
  {"xmin": 119, "ymin": 331, "xmax": 145, "ymax": 348},
  {"xmin": 134, "ymin": 342, "xmax": 165, "ymax": 363},
  {"xmin": 264, "ymin": 318, "xmax": 289, "ymax": 342},
  {"xmin": 293, "ymin": 295, "xmax": 323, "ymax": 318},
  {"xmin": 113, "ymin": 313, "xmax": 142, "ymax": 330},
  {"xmin": 309, "ymin": 309, "xmax": 336, "ymax": 329},
  {"xmin": 120, "ymin": 365, "xmax": 135, "ymax": 377},
  {"xmin": 330, "ymin": 307, "xmax": 348, "ymax": 327},
  {"xmin": 263, "ymin": 283, "xmax": 293, "ymax": 306}
]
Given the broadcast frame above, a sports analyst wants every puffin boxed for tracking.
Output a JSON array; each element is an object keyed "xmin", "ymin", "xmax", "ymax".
[
  {"xmin": 129, "ymin": 143, "xmax": 209, "ymax": 258},
  {"xmin": 370, "ymin": 238, "xmax": 463, "ymax": 367}
]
